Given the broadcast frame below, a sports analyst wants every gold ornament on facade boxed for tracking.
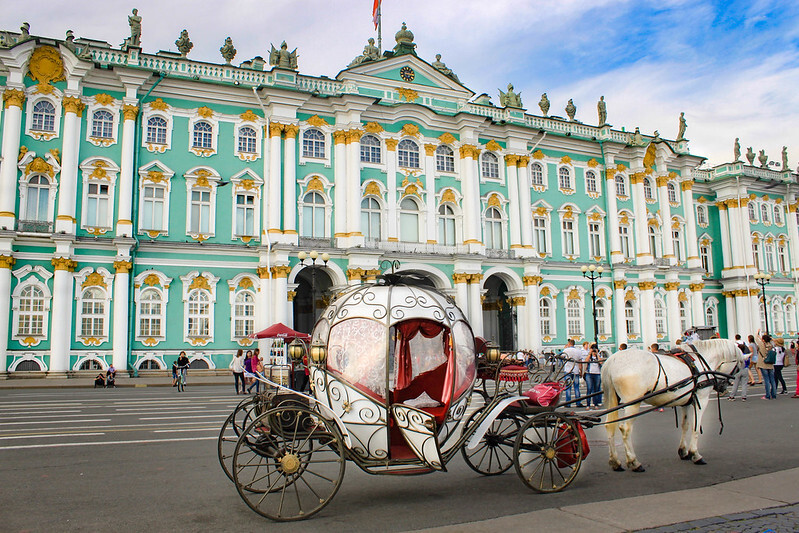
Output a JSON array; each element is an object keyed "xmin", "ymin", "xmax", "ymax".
[
  {"xmin": 197, "ymin": 106, "xmax": 214, "ymax": 118},
  {"xmin": 613, "ymin": 280, "xmax": 626, "ymax": 290},
  {"xmin": 51, "ymin": 257, "xmax": 77, "ymax": 272},
  {"xmin": 268, "ymin": 122, "xmax": 285, "ymax": 137},
  {"xmin": 284, "ymin": 124, "xmax": 299, "ymax": 139},
  {"xmin": 487, "ymin": 194, "xmax": 501, "ymax": 208},
  {"xmin": 189, "ymin": 275, "xmax": 210, "ymax": 290},
  {"xmin": 28, "ymin": 46, "xmax": 66, "ymax": 94},
  {"xmin": 237, "ymin": 337, "xmax": 253, "ymax": 347},
  {"xmin": 256, "ymin": 266, "xmax": 270, "ymax": 279},
  {"xmin": 587, "ymin": 211, "xmax": 603, "ymax": 221},
  {"xmin": 619, "ymin": 213, "xmax": 629, "ymax": 225},
  {"xmin": 522, "ymin": 275, "xmax": 543, "ymax": 286},
  {"xmin": 49, "ymin": 150, "xmax": 60, "ymax": 164},
  {"xmin": 363, "ymin": 181, "xmax": 381, "ymax": 198},
  {"xmin": 534, "ymin": 206, "xmax": 548, "ymax": 216},
  {"xmin": 586, "ymin": 158, "xmax": 599, "ymax": 168},
  {"xmin": 459, "ymin": 145, "xmax": 477, "ymax": 159},
  {"xmin": 237, "ymin": 179, "xmax": 255, "ymax": 191},
  {"xmin": 364, "ymin": 121, "xmax": 384, "ymax": 133},
  {"xmin": 18, "ymin": 146, "xmax": 28, "ymax": 162},
  {"xmin": 89, "ymin": 160, "xmax": 110, "ymax": 180},
  {"xmin": 567, "ymin": 288, "xmax": 580, "ymax": 300},
  {"xmin": 0, "ymin": 255, "xmax": 16, "ymax": 269},
  {"xmin": 452, "ymin": 273, "xmax": 469, "ymax": 284},
  {"xmin": 530, "ymin": 150, "xmax": 545, "ymax": 160},
  {"xmin": 93, "ymin": 93, "xmax": 114, "ymax": 106},
  {"xmin": 643, "ymin": 143, "xmax": 656, "ymax": 169},
  {"xmin": 346, "ymin": 268, "xmax": 365, "ymax": 281},
  {"xmin": 142, "ymin": 274, "xmax": 160, "ymax": 286},
  {"xmin": 81, "ymin": 272, "xmax": 108, "ymax": 289},
  {"xmin": 345, "ymin": 129, "xmax": 363, "ymax": 143},
  {"xmin": 439, "ymin": 132, "xmax": 456, "ymax": 144},
  {"xmin": 629, "ymin": 172, "xmax": 644, "ymax": 185},
  {"xmin": 149, "ymin": 98, "xmax": 169, "ymax": 111},
  {"xmin": 518, "ymin": 155, "xmax": 530, "ymax": 167},
  {"xmin": 62, "ymin": 96, "xmax": 86, "ymax": 117},
  {"xmin": 286, "ymin": 290, "xmax": 297, "ymax": 302},
  {"xmin": 306, "ymin": 177, "xmax": 324, "ymax": 193},
  {"xmin": 403, "ymin": 184, "xmax": 420, "ymax": 198},
  {"xmin": 190, "ymin": 234, "xmax": 209, "ymax": 242},
  {"xmin": 401, "ymin": 123, "xmax": 420, "ymax": 137},
  {"xmin": 678, "ymin": 292, "xmax": 688, "ymax": 302},
  {"xmin": 596, "ymin": 288, "xmax": 608, "ymax": 298},
  {"xmin": 332, "ymin": 130, "xmax": 347, "ymax": 145},
  {"xmin": 560, "ymin": 155, "xmax": 573, "ymax": 165},
  {"xmin": 271, "ymin": 265, "xmax": 292, "ymax": 278},
  {"xmin": 504, "ymin": 154, "xmax": 519, "ymax": 166},
  {"xmin": 638, "ymin": 281, "xmax": 657, "ymax": 290},
  {"xmin": 306, "ymin": 115, "xmax": 329, "ymax": 127},
  {"xmin": 424, "ymin": 143, "xmax": 437, "ymax": 156},
  {"xmin": 486, "ymin": 140, "xmax": 502, "ymax": 152},
  {"xmin": 625, "ymin": 290, "xmax": 636, "ymax": 301},
  {"xmin": 113, "ymin": 260, "xmax": 132, "ymax": 274},
  {"xmin": 664, "ymin": 282, "xmax": 680, "ymax": 291},
  {"xmin": 3, "ymin": 88, "xmax": 26, "ymax": 109},
  {"xmin": 25, "ymin": 157, "xmax": 55, "ymax": 178},
  {"xmin": 540, "ymin": 286, "xmax": 551, "ymax": 296},
  {"xmin": 440, "ymin": 189, "xmax": 456, "ymax": 205},
  {"xmin": 689, "ymin": 283, "xmax": 705, "ymax": 292},
  {"xmin": 240, "ymin": 109, "xmax": 259, "ymax": 122},
  {"xmin": 396, "ymin": 87, "xmax": 419, "ymax": 101},
  {"xmin": 384, "ymin": 138, "xmax": 398, "ymax": 151},
  {"xmin": 189, "ymin": 337, "xmax": 210, "ymax": 346},
  {"xmin": 680, "ymin": 180, "xmax": 693, "ymax": 191},
  {"xmin": 146, "ymin": 170, "xmax": 166, "ymax": 183}
]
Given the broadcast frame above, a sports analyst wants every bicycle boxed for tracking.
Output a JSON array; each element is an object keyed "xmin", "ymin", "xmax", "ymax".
[{"xmin": 176, "ymin": 365, "xmax": 189, "ymax": 392}]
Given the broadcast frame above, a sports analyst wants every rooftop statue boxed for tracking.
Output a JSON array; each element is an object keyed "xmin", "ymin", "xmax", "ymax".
[
  {"xmin": 432, "ymin": 53, "xmax": 460, "ymax": 83},
  {"xmin": 782, "ymin": 146, "xmax": 788, "ymax": 170},
  {"xmin": 19, "ymin": 22, "xmax": 31, "ymax": 43},
  {"xmin": 565, "ymin": 98, "xmax": 576, "ymax": 121},
  {"xmin": 348, "ymin": 37, "xmax": 380, "ymax": 67},
  {"xmin": 269, "ymin": 41, "xmax": 298, "ymax": 69},
  {"xmin": 653, "ymin": 130, "xmax": 661, "ymax": 141},
  {"xmin": 393, "ymin": 22, "xmax": 416, "ymax": 56},
  {"xmin": 175, "ymin": 29, "xmax": 193, "ymax": 57},
  {"xmin": 758, "ymin": 149, "xmax": 768, "ymax": 168},
  {"xmin": 123, "ymin": 8, "xmax": 142, "ymax": 49},
  {"xmin": 65, "ymin": 30, "xmax": 76, "ymax": 52},
  {"xmin": 629, "ymin": 127, "xmax": 645, "ymax": 147},
  {"xmin": 220, "ymin": 37, "xmax": 236, "ymax": 65},
  {"xmin": 499, "ymin": 83, "xmax": 523, "ymax": 108},
  {"xmin": 746, "ymin": 147, "xmax": 755, "ymax": 165},
  {"xmin": 676, "ymin": 112, "xmax": 687, "ymax": 141},
  {"xmin": 597, "ymin": 96, "xmax": 607, "ymax": 125},
  {"xmin": 733, "ymin": 138, "xmax": 741, "ymax": 162},
  {"xmin": 538, "ymin": 93, "xmax": 550, "ymax": 116}
]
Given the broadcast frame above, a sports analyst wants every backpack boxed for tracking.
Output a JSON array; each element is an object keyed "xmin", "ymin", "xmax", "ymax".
[
  {"xmin": 737, "ymin": 342, "xmax": 750, "ymax": 355},
  {"xmin": 764, "ymin": 348, "xmax": 776, "ymax": 365}
]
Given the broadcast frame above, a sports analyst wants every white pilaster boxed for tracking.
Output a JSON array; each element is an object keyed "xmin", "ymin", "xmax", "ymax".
[
  {"xmin": 613, "ymin": 281, "xmax": 627, "ymax": 345},
  {"xmin": 0, "ymin": 91, "xmax": 24, "ymax": 228},
  {"xmin": 55, "ymin": 98, "xmax": 83, "ymax": 234},
  {"xmin": 386, "ymin": 139, "xmax": 398, "ymax": 241},
  {"xmin": 49, "ymin": 258, "xmax": 76, "ymax": 373},
  {"xmin": 605, "ymin": 168, "xmax": 622, "ymax": 264},
  {"xmin": 665, "ymin": 283, "xmax": 681, "ymax": 342},
  {"xmin": 788, "ymin": 202, "xmax": 799, "ymax": 276},
  {"xmin": 505, "ymin": 155, "xmax": 521, "ymax": 249},
  {"xmin": 333, "ymin": 130, "xmax": 348, "ymax": 242},
  {"xmin": 468, "ymin": 275, "xmax": 484, "ymax": 338},
  {"xmin": 116, "ymin": 105, "xmax": 138, "ymax": 237},
  {"xmin": 0, "ymin": 256, "xmax": 13, "ymax": 372},
  {"xmin": 347, "ymin": 132, "xmax": 364, "ymax": 244},
  {"xmin": 524, "ymin": 273, "xmax": 542, "ymax": 351},
  {"xmin": 639, "ymin": 283, "xmax": 656, "ymax": 346},
  {"xmin": 657, "ymin": 176, "xmax": 674, "ymax": 261},
  {"xmin": 682, "ymin": 181, "xmax": 700, "ymax": 268},
  {"xmin": 717, "ymin": 204, "xmax": 732, "ymax": 270},
  {"xmin": 267, "ymin": 124, "xmax": 283, "ymax": 237},
  {"xmin": 424, "ymin": 144, "xmax": 437, "ymax": 244},
  {"xmin": 631, "ymin": 175, "xmax": 651, "ymax": 265},
  {"xmin": 690, "ymin": 282, "xmax": 705, "ymax": 327},
  {"xmin": 725, "ymin": 295, "xmax": 738, "ymax": 337},
  {"xmin": 453, "ymin": 274, "xmax": 469, "ymax": 316},
  {"xmin": 112, "ymin": 261, "xmax": 131, "ymax": 370},
  {"xmin": 273, "ymin": 267, "xmax": 290, "ymax": 326},
  {"xmin": 282, "ymin": 125, "xmax": 298, "ymax": 242},
  {"xmin": 518, "ymin": 157, "xmax": 534, "ymax": 251}
]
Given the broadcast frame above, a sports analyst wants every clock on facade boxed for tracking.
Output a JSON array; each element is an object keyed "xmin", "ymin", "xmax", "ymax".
[{"xmin": 399, "ymin": 66, "xmax": 415, "ymax": 82}]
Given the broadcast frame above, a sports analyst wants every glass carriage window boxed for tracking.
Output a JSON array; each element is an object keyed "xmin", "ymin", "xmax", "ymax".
[
  {"xmin": 399, "ymin": 197, "xmax": 420, "ymax": 242},
  {"xmin": 534, "ymin": 216, "xmax": 548, "ymax": 253},
  {"xmin": 540, "ymin": 299, "xmax": 551, "ymax": 337},
  {"xmin": 25, "ymin": 175, "xmax": 50, "ymax": 221},
  {"xmin": 235, "ymin": 193, "xmax": 256, "ymax": 236},
  {"xmin": 452, "ymin": 321, "xmax": 477, "ymax": 397},
  {"xmin": 588, "ymin": 221, "xmax": 601, "ymax": 258},
  {"xmin": 481, "ymin": 152, "xmax": 499, "ymax": 179},
  {"xmin": 438, "ymin": 204, "xmax": 456, "ymax": 246},
  {"xmin": 327, "ymin": 318, "xmax": 387, "ymax": 398},
  {"xmin": 91, "ymin": 110, "xmax": 114, "ymax": 138},
  {"xmin": 192, "ymin": 121, "xmax": 213, "ymax": 149},
  {"xmin": 138, "ymin": 288, "xmax": 163, "ymax": 337},
  {"xmin": 189, "ymin": 190, "xmax": 211, "ymax": 234},
  {"xmin": 233, "ymin": 291, "xmax": 255, "ymax": 338},
  {"xmin": 187, "ymin": 289, "xmax": 210, "ymax": 337},
  {"xmin": 436, "ymin": 145, "xmax": 454, "ymax": 172},
  {"xmin": 558, "ymin": 167, "xmax": 572, "ymax": 190},
  {"xmin": 85, "ymin": 182, "xmax": 110, "ymax": 228},
  {"xmin": 302, "ymin": 192, "xmax": 325, "ymax": 238},
  {"xmin": 566, "ymin": 299, "xmax": 582, "ymax": 336},
  {"xmin": 142, "ymin": 185, "xmax": 165, "ymax": 231},
  {"xmin": 302, "ymin": 129, "xmax": 325, "ymax": 158},
  {"xmin": 585, "ymin": 170, "xmax": 597, "ymax": 193},
  {"xmin": 562, "ymin": 218, "xmax": 576, "ymax": 255},
  {"xmin": 80, "ymin": 287, "xmax": 105, "ymax": 337},
  {"xmin": 643, "ymin": 178, "xmax": 654, "ymax": 200},
  {"xmin": 360, "ymin": 134, "xmax": 381, "ymax": 163},
  {"xmin": 398, "ymin": 139, "xmax": 420, "ymax": 168},
  {"xmin": 361, "ymin": 197, "xmax": 381, "ymax": 241},
  {"xmin": 146, "ymin": 116, "xmax": 168, "ymax": 144},
  {"xmin": 18, "ymin": 285, "xmax": 45, "ymax": 336},
  {"xmin": 615, "ymin": 175, "xmax": 627, "ymax": 197},
  {"xmin": 654, "ymin": 299, "xmax": 666, "ymax": 334},
  {"xmin": 238, "ymin": 126, "xmax": 257, "ymax": 153},
  {"xmin": 667, "ymin": 182, "xmax": 678, "ymax": 203},
  {"xmin": 484, "ymin": 207, "xmax": 502, "ymax": 249},
  {"xmin": 531, "ymin": 163, "xmax": 544, "ymax": 186},
  {"xmin": 32, "ymin": 100, "xmax": 56, "ymax": 131}
]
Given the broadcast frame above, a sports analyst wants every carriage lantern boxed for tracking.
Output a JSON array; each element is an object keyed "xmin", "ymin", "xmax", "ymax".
[
  {"xmin": 486, "ymin": 343, "xmax": 501, "ymax": 364},
  {"xmin": 288, "ymin": 338, "xmax": 306, "ymax": 362},
  {"xmin": 310, "ymin": 341, "xmax": 327, "ymax": 365}
]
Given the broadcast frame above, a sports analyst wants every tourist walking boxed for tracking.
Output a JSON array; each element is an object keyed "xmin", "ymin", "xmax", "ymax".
[
  {"xmin": 243, "ymin": 349, "xmax": 254, "ymax": 392},
  {"xmin": 755, "ymin": 332, "xmax": 776, "ymax": 400},
  {"xmin": 584, "ymin": 343, "xmax": 603, "ymax": 409},
  {"xmin": 232, "ymin": 349, "xmax": 246, "ymax": 394},
  {"xmin": 728, "ymin": 334, "xmax": 750, "ymax": 401},
  {"xmin": 561, "ymin": 339, "xmax": 585, "ymax": 407},
  {"xmin": 773, "ymin": 338, "xmax": 788, "ymax": 395},
  {"xmin": 747, "ymin": 334, "xmax": 762, "ymax": 385}
]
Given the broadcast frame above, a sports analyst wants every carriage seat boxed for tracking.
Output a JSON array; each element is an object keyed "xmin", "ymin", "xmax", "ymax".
[{"xmin": 390, "ymin": 362, "xmax": 449, "ymax": 425}]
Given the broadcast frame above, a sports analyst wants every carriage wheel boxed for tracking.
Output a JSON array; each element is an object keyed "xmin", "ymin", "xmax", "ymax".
[
  {"xmin": 232, "ymin": 404, "xmax": 345, "ymax": 521},
  {"xmin": 218, "ymin": 396, "xmax": 265, "ymax": 482},
  {"xmin": 461, "ymin": 407, "xmax": 521, "ymax": 476},
  {"xmin": 513, "ymin": 412, "xmax": 583, "ymax": 493}
]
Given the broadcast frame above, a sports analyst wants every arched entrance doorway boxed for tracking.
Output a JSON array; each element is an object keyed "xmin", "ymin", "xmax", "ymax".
[
  {"xmin": 293, "ymin": 267, "xmax": 334, "ymax": 334},
  {"xmin": 482, "ymin": 275, "xmax": 515, "ymax": 351}
]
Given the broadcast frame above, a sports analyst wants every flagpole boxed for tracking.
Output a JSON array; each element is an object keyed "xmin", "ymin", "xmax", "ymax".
[{"xmin": 377, "ymin": 2, "xmax": 382, "ymax": 53}]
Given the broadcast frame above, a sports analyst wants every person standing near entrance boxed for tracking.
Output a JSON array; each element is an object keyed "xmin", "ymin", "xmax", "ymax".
[
  {"xmin": 755, "ymin": 332, "xmax": 776, "ymax": 400},
  {"xmin": 584, "ymin": 343, "xmax": 604, "ymax": 410},
  {"xmin": 232, "ymin": 349, "xmax": 246, "ymax": 394},
  {"xmin": 561, "ymin": 339, "xmax": 585, "ymax": 407}
]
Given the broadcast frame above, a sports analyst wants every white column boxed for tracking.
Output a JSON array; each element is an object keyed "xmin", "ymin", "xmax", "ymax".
[
  {"xmin": 0, "ymin": 256, "xmax": 14, "ymax": 372},
  {"xmin": 0, "ymin": 90, "xmax": 24, "ymax": 228},
  {"xmin": 727, "ymin": 202, "xmax": 744, "ymax": 268},
  {"xmin": 282, "ymin": 125, "xmax": 298, "ymax": 240},
  {"xmin": 631, "ymin": 174, "xmax": 651, "ymax": 265},
  {"xmin": 272, "ymin": 266, "xmax": 290, "ymax": 327},
  {"xmin": 49, "ymin": 258, "xmax": 76, "ymax": 374},
  {"xmin": 257, "ymin": 267, "xmax": 271, "ymax": 330},
  {"xmin": 468, "ymin": 274, "xmax": 484, "ymax": 337},
  {"xmin": 657, "ymin": 176, "xmax": 674, "ymax": 261},
  {"xmin": 348, "ymin": 131, "xmax": 364, "ymax": 243},
  {"xmin": 333, "ymin": 130, "xmax": 347, "ymax": 242},
  {"xmin": 515, "ymin": 298, "xmax": 527, "ymax": 349},
  {"xmin": 665, "ymin": 283, "xmax": 681, "ymax": 342},
  {"xmin": 717, "ymin": 204, "xmax": 732, "ymax": 270},
  {"xmin": 112, "ymin": 261, "xmax": 131, "ymax": 371},
  {"xmin": 55, "ymin": 97, "xmax": 84, "ymax": 234},
  {"xmin": 116, "ymin": 105, "xmax": 138, "ymax": 237},
  {"xmin": 787, "ymin": 201, "xmax": 799, "ymax": 275},
  {"xmin": 518, "ymin": 157, "xmax": 534, "ymax": 249},
  {"xmin": 267, "ymin": 123, "xmax": 283, "ymax": 237},
  {"xmin": 613, "ymin": 281, "xmax": 627, "ymax": 345},
  {"xmin": 261, "ymin": 125, "xmax": 271, "ymax": 240},
  {"xmin": 690, "ymin": 282, "xmax": 705, "ymax": 327},
  {"xmin": 739, "ymin": 199, "xmax": 756, "ymax": 269},
  {"xmin": 453, "ymin": 274, "xmax": 469, "ymax": 315},
  {"xmin": 681, "ymin": 181, "xmax": 700, "ymax": 268},
  {"xmin": 386, "ymin": 139, "xmax": 398, "ymax": 241},
  {"xmin": 505, "ymin": 155, "xmax": 521, "ymax": 249},
  {"xmin": 524, "ymin": 274, "xmax": 542, "ymax": 351},
  {"xmin": 605, "ymin": 169, "xmax": 622, "ymax": 264},
  {"xmin": 725, "ymin": 294, "xmax": 738, "ymax": 337},
  {"xmin": 424, "ymin": 144, "xmax": 437, "ymax": 243},
  {"xmin": 460, "ymin": 146, "xmax": 480, "ymax": 245},
  {"xmin": 639, "ymin": 282, "xmax": 656, "ymax": 346}
]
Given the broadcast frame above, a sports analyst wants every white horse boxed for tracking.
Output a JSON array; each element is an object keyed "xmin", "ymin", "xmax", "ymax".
[{"xmin": 602, "ymin": 339, "xmax": 743, "ymax": 472}]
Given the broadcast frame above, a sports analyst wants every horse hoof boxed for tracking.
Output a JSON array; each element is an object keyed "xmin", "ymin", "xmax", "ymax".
[
  {"xmin": 613, "ymin": 464, "xmax": 625, "ymax": 472},
  {"xmin": 678, "ymin": 449, "xmax": 691, "ymax": 460},
  {"xmin": 693, "ymin": 458, "xmax": 707, "ymax": 465},
  {"xmin": 632, "ymin": 465, "xmax": 646, "ymax": 473}
]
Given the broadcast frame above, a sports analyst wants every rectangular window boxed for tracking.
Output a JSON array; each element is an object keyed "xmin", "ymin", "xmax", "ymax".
[
  {"xmin": 562, "ymin": 219, "xmax": 575, "ymax": 255},
  {"xmin": 596, "ymin": 303, "xmax": 607, "ymax": 335},
  {"xmin": 235, "ymin": 194, "xmax": 256, "ymax": 236},
  {"xmin": 672, "ymin": 231, "xmax": 682, "ymax": 261},
  {"xmin": 620, "ymin": 226, "xmax": 631, "ymax": 258},
  {"xmin": 80, "ymin": 300, "xmax": 104, "ymax": 337},
  {"xmin": 534, "ymin": 217, "xmax": 548, "ymax": 253},
  {"xmin": 85, "ymin": 182, "xmax": 110, "ymax": 228},
  {"xmin": 190, "ymin": 190, "xmax": 211, "ymax": 234},
  {"xmin": 439, "ymin": 217, "xmax": 455, "ymax": 246},
  {"xmin": 625, "ymin": 305, "xmax": 636, "ymax": 335},
  {"xmin": 588, "ymin": 222, "xmax": 601, "ymax": 258},
  {"xmin": 700, "ymin": 245, "xmax": 711, "ymax": 273},
  {"xmin": 142, "ymin": 186, "xmax": 166, "ymax": 231}
]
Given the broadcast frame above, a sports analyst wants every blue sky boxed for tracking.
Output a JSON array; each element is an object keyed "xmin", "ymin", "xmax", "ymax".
[{"xmin": 4, "ymin": 0, "xmax": 799, "ymax": 166}]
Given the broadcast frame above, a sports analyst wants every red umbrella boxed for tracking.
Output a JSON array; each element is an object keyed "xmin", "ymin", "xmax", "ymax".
[{"xmin": 249, "ymin": 322, "xmax": 311, "ymax": 341}]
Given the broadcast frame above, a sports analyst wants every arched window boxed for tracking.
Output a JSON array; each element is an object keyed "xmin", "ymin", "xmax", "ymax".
[
  {"xmin": 752, "ymin": 239, "xmax": 761, "ymax": 270},
  {"xmin": 667, "ymin": 182, "xmax": 678, "ymax": 203},
  {"xmin": 643, "ymin": 178, "xmax": 654, "ymax": 200},
  {"xmin": 481, "ymin": 152, "xmax": 499, "ymax": 179},
  {"xmin": 138, "ymin": 288, "xmax": 163, "ymax": 337},
  {"xmin": 760, "ymin": 203, "xmax": 770, "ymax": 223},
  {"xmin": 748, "ymin": 201, "xmax": 757, "ymax": 222},
  {"xmin": 615, "ymin": 175, "xmax": 627, "ymax": 197},
  {"xmin": 764, "ymin": 240, "xmax": 775, "ymax": 272},
  {"xmin": 360, "ymin": 134, "xmax": 381, "ymax": 163},
  {"xmin": 786, "ymin": 304, "xmax": 796, "ymax": 333},
  {"xmin": 79, "ymin": 287, "xmax": 105, "ymax": 337},
  {"xmin": 619, "ymin": 221, "xmax": 632, "ymax": 259},
  {"xmin": 146, "ymin": 116, "xmax": 168, "ymax": 144},
  {"xmin": 361, "ymin": 197, "xmax": 381, "ymax": 241},
  {"xmin": 654, "ymin": 298, "xmax": 666, "ymax": 334},
  {"xmin": 696, "ymin": 205, "xmax": 707, "ymax": 225},
  {"xmin": 595, "ymin": 299, "xmax": 608, "ymax": 335},
  {"xmin": 25, "ymin": 175, "xmax": 50, "ymax": 221},
  {"xmin": 301, "ymin": 191, "xmax": 326, "ymax": 238},
  {"xmin": 649, "ymin": 224, "xmax": 660, "ymax": 257},
  {"xmin": 679, "ymin": 300, "xmax": 690, "ymax": 332},
  {"xmin": 438, "ymin": 204, "xmax": 456, "ymax": 245},
  {"xmin": 700, "ymin": 242, "xmax": 712, "ymax": 272},
  {"xmin": 774, "ymin": 205, "xmax": 783, "ymax": 225},
  {"xmin": 540, "ymin": 298, "xmax": 552, "ymax": 337},
  {"xmin": 18, "ymin": 285, "xmax": 45, "ymax": 337},
  {"xmin": 138, "ymin": 359, "xmax": 162, "ymax": 370},
  {"xmin": 187, "ymin": 289, "xmax": 211, "ymax": 337},
  {"xmin": 436, "ymin": 145, "xmax": 454, "ymax": 172},
  {"xmin": 778, "ymin": 241, "xmax": 788, "ymax": 273},
  {"xmin": 484, "ymin": 206, "xmax": 503, "ymax": 249},
  {"xmin": 672, "ymin": 227, "xmax": 683, "ymax": 261},
  {"xmin": 79, "ymin": 359, "xmax": 103, "ymax": 371},
  {"xmin": 32, "ymin": 100, "xmax": 56, "ymax": 131},
  {"xmin": 399, "ymin": 197, "xmax": 420, "ymax": 242},
  {"xmin": 91, "ymin": 110, "xmax": 114, "ymax": 138},
  {"xmin": 531, "ymin": 162, "xmax": 544, "ymax": 186},
  {"xmin": 233, "ymin": 291, "xmax": 255, "ymax": 338},
  {"xmin": 624, "ymin": 300, "xmax": 637, "ymax": 335},
  {"xmin": 585, "ymin": 170, "xmax": 597, "ymax": 193},
  {"xmin": 566, "ymin": 298, "xmax": 583, "ymax": 337},
  {"xmin": 302, "ymin": 128, "xmax": 325, "ymax": 158},
  {"xmin": 558, "ymin": 167, "xmax": 572, "ymax": 190},
  {"xmin": 398, "ymin": 139, "xmax": 420, "ymax": 168},
  {"xmin": 533, "ymin": 214, "xmax": 549, "ymax": 253},
  {"xmin": 192, "ymin": 121, "xmax": 213, "ymax": 149},
  {"xmin": 705, "ymin": 303, "xmax": 717, "ymax": 327},
  {"xmin": 237, "ymin": 126, "xmax": 257, "ymax": 153},
  {"xmin": 772, "ymin": 303, "xmax": 784, "ymax": 334}
]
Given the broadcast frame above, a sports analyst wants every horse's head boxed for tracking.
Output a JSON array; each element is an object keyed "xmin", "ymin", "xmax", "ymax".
[{"xmin": 694, "ymin": 338, "xmax": 744, "ymax": 376}]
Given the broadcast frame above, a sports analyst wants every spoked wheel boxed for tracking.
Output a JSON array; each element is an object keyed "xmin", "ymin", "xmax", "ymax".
[
  {"xmin": 461, "ymin": 407, "xmax": 521, "ymax": 475},
  {"xmin": 232, "ymin": 404, "xmax": 345, "ymax": 521},
  {"xmin": 513, "ymin": 412, "xmax": 583, "ymax": 493},
  {"xmin": 218, "ymin": 395, "xmax": 268, "ymax": 481}
]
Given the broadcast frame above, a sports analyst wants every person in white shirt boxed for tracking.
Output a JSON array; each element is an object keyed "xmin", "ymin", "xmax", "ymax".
[
  {"xmin": 561, "ymin": 339, "xmax": 585, "ymax": 407},
  {"xmin": 231, "ymin": 349, "xmax": 246, "ymax": 394}
]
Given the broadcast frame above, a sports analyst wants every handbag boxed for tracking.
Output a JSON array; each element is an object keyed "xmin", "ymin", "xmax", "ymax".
[
  {"xmin": 764, "ymin": 348, "xmax": 776, "ymax": 365},
  {"xmin": 555, "ymin": 421, "xmax": 590, "ymax": 467}
]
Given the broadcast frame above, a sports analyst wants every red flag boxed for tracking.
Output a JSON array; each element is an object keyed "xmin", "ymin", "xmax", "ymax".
[{"xmin": 372, "ymin": 0, "xmax": 381, "ymax": 29}]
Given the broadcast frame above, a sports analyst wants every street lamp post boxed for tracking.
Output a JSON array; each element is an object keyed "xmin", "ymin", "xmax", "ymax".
[
  {"xmin": 297, "ymin": 250, "xmax": 330, "ymax": 325},
  {"xmin": 754, "ymin": 272, "xmax": 771, "ymax": 336},
  {"xmin": 581, "ymin": 264, "xmax": 604, "ymax": 346}
]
